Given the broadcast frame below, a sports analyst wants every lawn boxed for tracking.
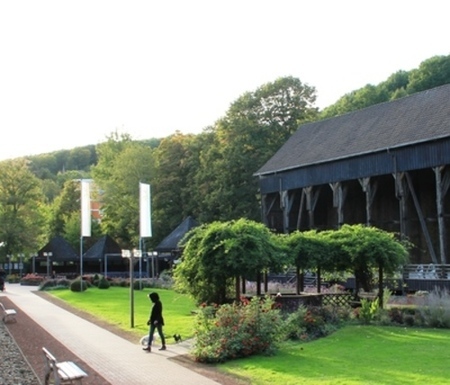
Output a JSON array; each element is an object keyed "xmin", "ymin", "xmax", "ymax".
[
  {"xmin": 49, "ymin": 287, "xmax": 450, "ymax": 384},
  {"xmin": 49, "ymin": 286, "xmax": 197, "ymax": 343},
  {"xmin": 221, "ymin": 325, "xmax": 450, "ymax": 385}
]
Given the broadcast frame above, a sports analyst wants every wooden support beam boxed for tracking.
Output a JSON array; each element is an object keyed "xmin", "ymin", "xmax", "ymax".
[
  {"xmin": 296, "ymin": 189, "xmax": 306, "ymax": 230},
  {"xmin": 359, "ymin": 178, "xmax": 378, "ymax": 226},
  {"xmin": 393, "ymin": 172, "xmax": 407, "ymax": 239},
  {"xmin": 329, "ymin": 182, "xmax": 347, "ymax": 228},
  {"xmin": 405, "ymin": 172, "xmax": 438, "ymax": 264},
  {"xmin": 434, "ymin": 166, "xmax": 447, "ymax": 264}
]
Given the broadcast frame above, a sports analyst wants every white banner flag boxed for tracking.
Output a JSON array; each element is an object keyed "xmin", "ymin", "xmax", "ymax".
[
  {"xmin": 81, "ymin": 180, "xmax": 91, "ymax": 237},
  {"xmin": 140, "ymin": 182, "xmax": 152, "ymax": 237}
]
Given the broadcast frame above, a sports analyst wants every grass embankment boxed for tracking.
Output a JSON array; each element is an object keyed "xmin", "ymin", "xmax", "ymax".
[{"xmin": 49, "ymin": 287, "xmax": 450, "ymax": 384}]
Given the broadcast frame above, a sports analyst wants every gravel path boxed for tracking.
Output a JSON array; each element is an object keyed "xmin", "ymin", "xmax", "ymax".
[{"xmin": 0, "ymin": 319, "xmax": 37, "ymax": 385}]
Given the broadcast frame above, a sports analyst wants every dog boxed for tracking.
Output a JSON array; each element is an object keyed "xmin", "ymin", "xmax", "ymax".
[{"xmin": 173, "ymin": 334, "xmax": 182, "ymax": 343}]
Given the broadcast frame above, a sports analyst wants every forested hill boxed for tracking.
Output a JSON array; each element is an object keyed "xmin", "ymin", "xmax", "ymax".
[{"xmin": 320, "ymin": 54, "xmax": 450, "ymax": 119}]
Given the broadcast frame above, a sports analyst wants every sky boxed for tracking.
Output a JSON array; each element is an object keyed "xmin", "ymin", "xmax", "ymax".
[{"xmin": 1, "ymin": 1, "xmax": 449, "ymax": 161}]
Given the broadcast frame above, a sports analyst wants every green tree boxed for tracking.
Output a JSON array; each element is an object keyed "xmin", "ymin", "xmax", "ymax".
[
  {"xmin": 63, "ymin": 210, "xmax": 102, "ymax": 252},
  {"xmin": 66, "ymin": 146, "xmax": 97, "ymax": 171},
  {"xmin": 321, "ymin": 84, "xmax": 388, "ymax": 118},
  {"xmin": 175, "ymin": 219, "xmax": 286, "ymax": 304},
  {"xmin": 151, "ymin": 132, "xmax": 199, "ymax": 247},
  {"xmin": 0, "ymin": 159, "xmax": 47, "ymax": 260},
  {"xmin": 320, "ymin": 55, "xmax": 450, "ymax": 119},
  {"xmin": 196, "ymin": 77, "xmax": 318, "ymax": 222},
  {"xmin": 324, "ymin": 224, "xmax": 409, "ymax": 305},
  {"xmin": 92, "ymin": 134, "xmax": 156, "ymax": 248},
  {"xmin": 285, "ymin": 230, "xmax": 335, "ymax": 293},
  {"xmin": 49, "ymin": 180, "xmax": 82, "ymax": 237},
  {"xmin": 406, "ymin": 54, "xmax": 450, "ymax": 93}
]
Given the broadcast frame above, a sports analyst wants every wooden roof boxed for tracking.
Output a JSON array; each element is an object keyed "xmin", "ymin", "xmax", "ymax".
[
  {"xmin": 255, "ymin": 84, "xmax": 450, "ymax": 177},
  {"xmin": 37, "ymin": 235, "xmax": 79, "ymax": 261},
  {"xmin": 83, "ymin": 235, "xmax": 122, "ymax": 260},
  {"xmin": 155, "ymin": 216, "xmax": 199, "ymax": 252}
]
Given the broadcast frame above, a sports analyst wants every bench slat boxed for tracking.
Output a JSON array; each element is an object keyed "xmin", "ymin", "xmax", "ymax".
[
  {"xmin": 57, "ymin": 361, "xmax": 88, "ymax": 380},
  {"xmin": 42, "ymin": 347, "xmax": 88, "ymax": 384}
]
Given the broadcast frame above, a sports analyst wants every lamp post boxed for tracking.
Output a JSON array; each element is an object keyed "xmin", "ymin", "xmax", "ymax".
[
  {"xmin": 43, "ymin": 252, "xmax": 52, "ymax": 278},
  {"xmin": 6, "ymin": 255, "xmax": 11, "ymax": 276},
  {"xmin": 30, "ymin": 253, "xmax": 37, "ymax": 274},
  {"xmin": 18, "ymin": 253, "xmax": 24, "ymax": 278},
  {"xmin": 150, "ymin": 251, "xmax": 158, "ymax": 281},
  {"xmin": 122, "ymin": 249, "xmax": 142, "ymax": 328}
]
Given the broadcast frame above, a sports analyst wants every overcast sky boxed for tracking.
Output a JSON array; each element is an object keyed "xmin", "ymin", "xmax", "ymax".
[{"xmin": 1, "ymin": 1, "xmax": 449, "ymax": 161}]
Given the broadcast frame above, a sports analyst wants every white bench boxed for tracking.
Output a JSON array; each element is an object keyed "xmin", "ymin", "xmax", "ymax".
[
  {"xmin": 0, "ymin": 301, "xmax": 17, "ymax": 323},
  {"xmin": 42, "ymin": 347, "xmax": 88, "ymax": 385}
]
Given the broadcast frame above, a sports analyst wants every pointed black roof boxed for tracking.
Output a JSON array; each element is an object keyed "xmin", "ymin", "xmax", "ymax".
[
  {"xmin": 155, "ymin": 216, "xmax": 199, "ymax": 252},
  {"xmin": 83, "ymin": 235, "xmax": 122, "ymax": 260},
  {"xmin": 37, "ymin": 235, "xmax": 79, "ymax": 261}
]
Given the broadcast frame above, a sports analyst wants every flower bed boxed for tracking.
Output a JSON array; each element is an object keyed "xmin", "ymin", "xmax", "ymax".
[{"xmin": 20, "ymin": 274, "xmax": 44, "ymax": 286}]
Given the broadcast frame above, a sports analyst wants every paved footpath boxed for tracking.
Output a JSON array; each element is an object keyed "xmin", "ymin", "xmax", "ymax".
[{"xmin": 5, "ymin": 284, "xmax": 220, "ymax": 385}]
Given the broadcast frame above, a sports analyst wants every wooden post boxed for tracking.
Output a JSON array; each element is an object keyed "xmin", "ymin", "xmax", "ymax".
[
  {"xmin": 378, "ymin": 265, "xmax": 384, "ymax": 309},
  {"xmin": 434, "ymin": 166, "xmax": 448, "ymax": 264}
]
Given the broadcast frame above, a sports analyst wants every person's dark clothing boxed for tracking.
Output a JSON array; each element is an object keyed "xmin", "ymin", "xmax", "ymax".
[
  {"xmin": 149, "ymin": 292, "xmax": 164, "ymax": 326},
  {"xmin": 146, "ymin": 292, "xmax": 166, "ymax": 350}
]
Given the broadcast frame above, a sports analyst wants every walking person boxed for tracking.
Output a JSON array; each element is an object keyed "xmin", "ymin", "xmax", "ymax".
[{"xmin": 143, "ymin": 292, "xmax": 166, "ymax": 352}]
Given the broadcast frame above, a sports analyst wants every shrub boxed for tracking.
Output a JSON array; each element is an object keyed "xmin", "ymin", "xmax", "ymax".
[
  {"xmin": 38, "ymin": 278, "xmax": 71, "ymax": 291},
  {"xmin": 386, "ymin": 307, "xmax": 404, "ymax": 325},
  {"xmin": 56, "ymin": 278, "xmax": 71, "ymax": 288},
  {"xmin": 6, "ymin": 274, "xmax": 20, "ymax": 283},
  {"xmin": 358, "ymin": 298, "xmax": 380, "ymax": 324},
  {"xmin": 283, "ymin": 305, "xmax": 308, "ymax": 340},
  {"xmin": 419, "ymin": 288, "xmax": 450, "ymax": 328},
  {"xmin": 381, "ymin": 306, "xmax": 421, "ymax": 326},
  {"xmin": 192, "ymin": 296, "xmax": 282, "ymax": 363},
  {"xmin": 70, "ymin": 279, "xmax": 89, "ymax": 292},
  {"xmin": 282, "ymin": 305, "xmax": 342, "ymax": 342},
  {"xmin": 98, "ymin": 276, "xmax": 110, "ymax": 289}
]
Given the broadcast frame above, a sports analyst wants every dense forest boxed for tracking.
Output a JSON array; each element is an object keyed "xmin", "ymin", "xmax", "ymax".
[{"xmin": 1, "ymin": 54, "xmax": 449, "ymax": 261}]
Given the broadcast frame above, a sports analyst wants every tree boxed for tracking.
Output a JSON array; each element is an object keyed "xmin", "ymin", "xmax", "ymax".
[
  {"xmin": 0, "ymin": 159, "xmax": 47, "ymax": 261},
  {"xmin": 195, "ymin": 77, "xmax": 318, "ymax": 222},
  {"xmin": 285, "ymin": 230, "xmax": 335, "ymax": 294},
  {"xmin": 151, "ymin": 132, "xmax": 199, "ymax": 247},
  {"xmin": 175, "ymin": 219, "xmax": 286, "ymax": 304},
  {"xmin": 320, "ymin": 55, "xmax": 450, "ymax": 119},
  {"xmin": 406, "ymin": 55, "xmax": 450, "ymax": 94},
  {"xmin": 320, "ymin": 84, "xmax": 388, "ymax": 119},
  {"xmin": 49, "ymin": 180, "xmax": 81, "ymax": 237},
  {"xmin": 63, "ymin": 210, "xmax": 102, "ymax": 252},
  {"xmin": 92, "ymin": 135, "xmax": 156, "ymax": 248},
  {"xmin": 325, "ymin": 224, "xmax": 409, "ymax": 306}
]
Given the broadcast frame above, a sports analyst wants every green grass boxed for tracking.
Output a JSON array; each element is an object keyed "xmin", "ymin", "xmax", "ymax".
[
  {"xmin": 49, "ymin": 287, "xmax": 450, "ymax": 384},
  {"xmin": 220, "ymin": 325, "xmax": 450, "ymax": 385},
  {"xmin": 49, "ymin": 287, "xmax": 197, "ymax": 342}
]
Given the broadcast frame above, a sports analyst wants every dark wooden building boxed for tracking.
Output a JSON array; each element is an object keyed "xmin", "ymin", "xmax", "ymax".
[
  {"xmin": 255, "ymin": 84, "xmax": 450, "ymax": 265},
  {"xmin": 155, "ymin": 216, "xmax": 199, "ymax": 272},
  {"xmin": 35, "ymin": 235, "xmax": 79, "ymax": 276}
]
